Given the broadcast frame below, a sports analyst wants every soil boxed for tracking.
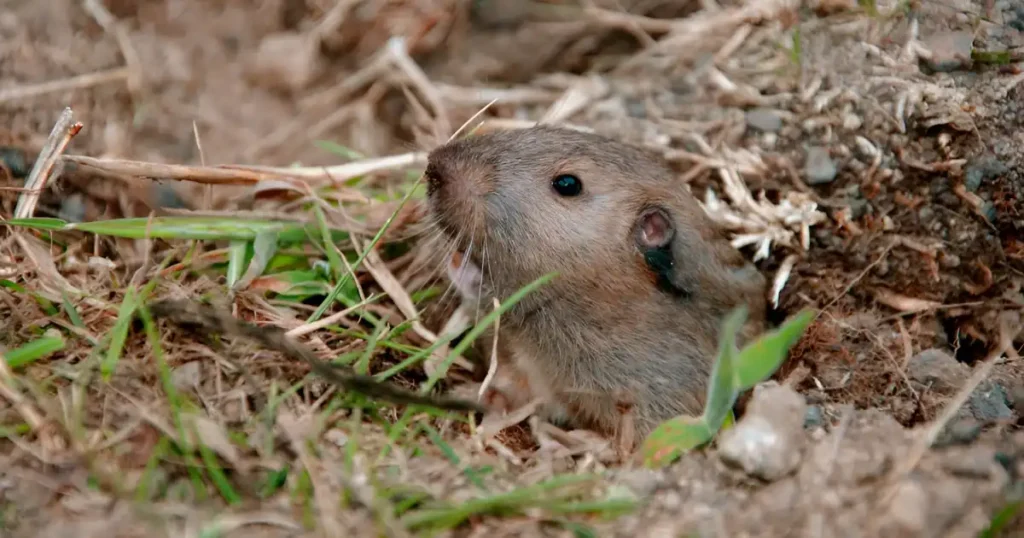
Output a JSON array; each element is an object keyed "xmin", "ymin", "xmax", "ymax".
[{"xmin": 1, "ymin": 0, "xmax": 1022, "ymax": 536}]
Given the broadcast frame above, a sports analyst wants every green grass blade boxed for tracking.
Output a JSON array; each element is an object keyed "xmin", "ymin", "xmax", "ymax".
[
  {"xmin": 733, "ymin": 309, "xmax": 814, "ymax": 390},
  {"xmin": 3, "ymin": 335, "xmax": 65, "ymax": 369},
  {"xmin": 102, "ymin": 288, "xmax": 139, "ymax": 379},
  {"xmin": 701, "ymin": 306, "xmax": 747, "ymax": 432},
  {"xmin": 225, "ymin": 240, "xmax": 249, "ymax": 290},
  {"xmin": 4, "ymin": 217, "xmax": 67, "ymax": 230},
  {"xmin": 639, "ymin": 415, "xmax": 713, "ymax": 468},
  {"xmin": 307, "ymin": 175, "xmax": 425, "ymax": 323},
  {"xmin": 419, "ymin": 271, "xmax": 557, "ymax": 393}
]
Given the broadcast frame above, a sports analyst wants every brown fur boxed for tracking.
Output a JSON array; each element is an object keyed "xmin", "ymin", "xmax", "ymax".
[{"xmin": 425, "ymin": 126, "xmax": 767, "ymax": 444}]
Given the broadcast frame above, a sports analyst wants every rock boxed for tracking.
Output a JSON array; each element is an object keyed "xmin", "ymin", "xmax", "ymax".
[
  {"xmin": 171, "ymin": 361, "xmax": 202, "ymax": 391},
  {"xmin": 967, "ymin": 381, "xmax": 1014, "ymax": 422},
  {"xmin": 922, "ymin": 31, "xmax": 975, "ymax": 72},
  {"xmin": 804, "ymin": 405, "xmax": 825, "ymax": 429},
  {"xmin": 615, "ymin": 468, "xmax": 664, "ymax": 498},
  {"xmin": 907, "ymin": 348, "xmax": 968, "ymax": 392},
  {"xmin": 718, "ymin": 382, "xmax": 807, "ymax": 481},
  {"xmin": 964, "ymin": 154, "xmax": 1008, "ymax": 191},
  {"xmin": 1010, "ymin": 384, "xmax": 1024, "ymax": 411},
  {"xmin": 745, "ymin": 107, "xmax": 783, "ymax": 133},
  {"xmin": 804, "ymin": 146, "xmax": 837, "ymax": 185},
  {"xmin": 624, "ymin": 98, "xmax": 647, "ymax": 118},
  {"xmin": 0, "ymin": 146, "xmax": 29, "ymax": 178},
  {"xmin": 935, "ymin": 419, "xmax": 983, "ymax": 447}
]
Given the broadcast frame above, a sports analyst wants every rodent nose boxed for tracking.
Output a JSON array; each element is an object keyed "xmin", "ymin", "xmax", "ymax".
[{"xmin": 425, "ymin": 161, "xmax": 445, "ymax": 196}]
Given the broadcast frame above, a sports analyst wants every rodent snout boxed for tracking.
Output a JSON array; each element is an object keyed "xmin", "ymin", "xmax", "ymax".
[{"xmin": 423, "ymin": 148, "xmax": 491, "ymax": 249}]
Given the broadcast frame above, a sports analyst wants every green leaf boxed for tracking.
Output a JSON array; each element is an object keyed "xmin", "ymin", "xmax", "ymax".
[
  {"xmin": 225, "ymin": 240, "xmax": 250, "ymax": 290},
  {"xmin": 233, "ymin": 231, "xmax": 279, "ymax": 291},
  {"xmin": 102, "ymin": 288, "xmax": 139, "ymax": 379},
  {"xmin": 6, "ymin": 216, "xmax": 348, "ymax": 244},
  {"xmin": 640, "ymin": 415, "xmax": 713, "ymax": 468},
  {"xmin": 734, "ymin": 309, "xmax": 814, "ymax": 390},
  {"xmin": 701, "ymin": 306, "xmax": 747, "ymax": 432},
  {"xmin": 3, "ymin": 335, "xmax": 65, "ymax": 369},
  {"xmin": 4, "ymin": 217, "xmax": 68, "ymax": 230}
]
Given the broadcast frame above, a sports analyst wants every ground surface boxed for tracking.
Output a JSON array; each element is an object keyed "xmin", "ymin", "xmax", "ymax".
[{"xmin": 1, "ymin": 0, "xmax": 1023, "ymax": 536}]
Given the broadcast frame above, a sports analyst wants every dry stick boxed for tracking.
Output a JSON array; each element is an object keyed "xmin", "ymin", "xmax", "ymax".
[
  {"xmin": 0, "ymin": 352, "xmax": 47, "ymax": 431},
  {"xmin": 62, "ymin": 152, "xmax": 426, "ymax": 187},
  {"xmin": 615, "ymin": 0, "xmax": 796, "ymax": 73},
  {"xmin": 14, "ymin": 108, "xmax": 81, "ymax": 219},
  {"xmin": 225, "ymin": 152, "xmax": 427, "ymax": 181},
  {"xmin": 286, "ymin": 294, "xmax": 381, "ymax": 338},
  {"xmin": 386, "ymin": 36, "xmax": 451, "ymax": 140},
  {"xmin": 9, "ymin": 109, "xmax": 91, "ymax": 301},
  {"xmin": 0, "ymin": 68, "xmax": 130, "ymax": 104}
]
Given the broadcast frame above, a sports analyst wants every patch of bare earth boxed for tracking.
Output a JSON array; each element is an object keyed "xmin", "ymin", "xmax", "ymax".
[{"xmin": 1, "ymin": 0, "xmax": 1022, "ymax": 536}]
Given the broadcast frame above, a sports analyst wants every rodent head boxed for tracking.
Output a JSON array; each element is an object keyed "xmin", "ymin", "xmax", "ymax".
[{"xmin": 425, "ymin": 126, "xmax": 765, "ymax": 328}]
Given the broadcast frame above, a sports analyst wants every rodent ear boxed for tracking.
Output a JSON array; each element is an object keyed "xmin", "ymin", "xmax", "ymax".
[
  {"xmin": 634, "ymin": 207, "xmax": 690, "ymax": 298},
  {"xmin": 635, "ymin": 207, "xmax": 674, "ymax": 249}
]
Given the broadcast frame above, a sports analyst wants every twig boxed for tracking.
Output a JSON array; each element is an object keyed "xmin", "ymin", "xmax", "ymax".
[
  {"xmin": 0, "ymin": 68, "xmax": 130, "ymax": 104},
  {"xmin": 14, "ymin": 108, "xmax": 82, "ymax": 219},
  {"xmin": 386, "ymin": 36, "xmax": 451, "ymax": 141},
  {"xmin": 0, "ymin": 352, "xmax": 47, "ymax": 431},
  {"xmin": 62, "ymin": 151, "xmax": 425, "ymax": 186},
  {"xmin": 286, "ymin": 295, "xmax": 382, "ymax": 338}
]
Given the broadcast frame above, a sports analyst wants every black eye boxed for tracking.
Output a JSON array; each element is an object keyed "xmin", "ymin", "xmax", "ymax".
[{"xmin": 551, "ymin": 174, "xmax": 583, "ymax": 197}]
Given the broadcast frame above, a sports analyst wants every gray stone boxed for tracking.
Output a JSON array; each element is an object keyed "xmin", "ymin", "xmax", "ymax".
[
  {"xmin": 0, "ymin": 146, "xmax": 28, "ymax": 179},
  {"xmin": 718, "ymin": 382, "xmax": 807, "ymax": 481},
  {"xmin": 967, "ymin": 381, "xmax": 1013, "ymax": 422},
  {"xmin": 804, "ymin": 405, "xmax": 825, "ymax": 429},
  {"xmin": 922, "ymin": 31, "xmax": 975, "ymax": 72},
  {"xmin": 745, "ymin": 107, "xmax": 783, "ymax": 133},
  {"xmin": 964, "ymin": 154, "xmax": 1008, "ymax": 191},
  {"xmin": 907, "ymin": 348, "xmax": 968, "ymax": 392},
  {"xmin": 804, "ymin": 146, "xmax": 838, "ymax": 185}
]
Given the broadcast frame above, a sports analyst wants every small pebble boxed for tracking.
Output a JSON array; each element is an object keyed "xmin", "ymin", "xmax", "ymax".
[
  {"xmin": 718, "ymin": 382, "xmax": 807, "ymax": 481},
  {"xmin": 0, "ymin": 146, "xmax": 29, "ymax": 178},
  {"xmin": 171, "ymin": 361, "xmax": 202, "ymax": 391},
  {"xmin": 804, "ymin": 405, "xmax": 825, "ymax": 429},
  {"xmin": 624, "ymin": 98, "xmax": 647, "ymax": 119},
  {"xmin": 967, "ymin": 381, "xmax": 1014, "ymax": 422},
  {"xmin": 922, "ymin": 31, "xmax": 975, "ymax": 72},
  {"xmin": 964, "ymin": 154, "xmax": 1008, "ymax": 192},
  {"xmin": 804, "ymin": 146, "xmax": 837, "ymax": 185},
  {"xmin": 745, "ymin": 107, "xmax": 783, "ymax": 133},
  {"xmin": 907, "ymin": 348, "xmax": 968, "ymax": 392}
]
